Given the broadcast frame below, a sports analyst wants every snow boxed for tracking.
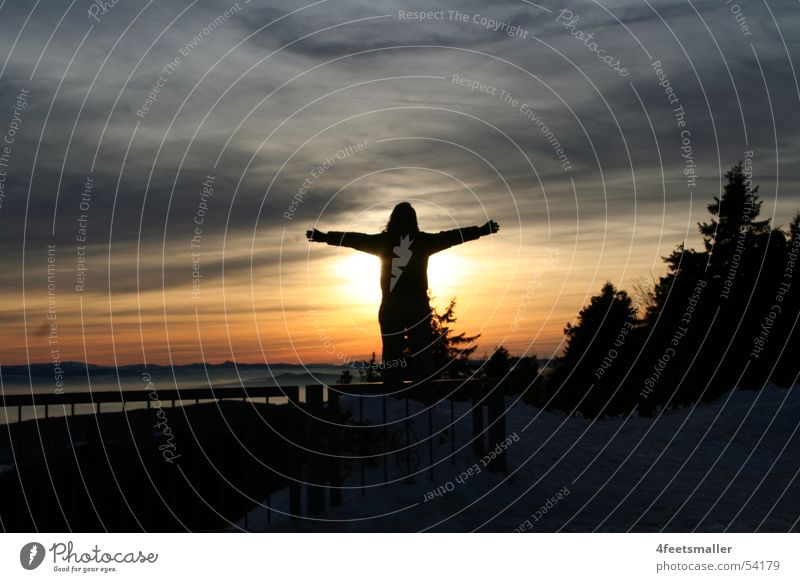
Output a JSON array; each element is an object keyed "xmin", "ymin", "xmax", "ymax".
[{"xmin": 235, "ymin": 383, "xmax": 800, "ymax": 532}]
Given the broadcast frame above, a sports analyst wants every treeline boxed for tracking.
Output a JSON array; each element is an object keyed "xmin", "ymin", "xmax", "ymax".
[
  {"xmin": 347, "ymin": 165, "xmax": 798, "ymax": 418},
  {"xmin": 527, "ymin": 162, "xmax": 799, "ymax": 417}
]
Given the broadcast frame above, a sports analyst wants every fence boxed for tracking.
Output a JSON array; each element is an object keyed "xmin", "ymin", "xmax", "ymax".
[
  {"xmin": 281, "ymin": 379, "xmax": 508, "ymax": 520},
  {"xmin": 0, "ymin": 379, "xmax": 509, "ymax": 526}
]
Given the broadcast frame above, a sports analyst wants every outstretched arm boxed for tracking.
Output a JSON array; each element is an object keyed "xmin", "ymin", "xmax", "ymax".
[
  {"xmin": 428, "ymin": 220, "xmax": 499, "ymax": 254},
  {"xmin": 480, "ymin": 220, "xmax": 500, "ymax": 236},
  {"xmin": 306, "ymin": 229, "xmax": 328, "ymax": 243},
  {"xmin": 307, "ymin": 229, "xmax": 381, "ymax": 255}
]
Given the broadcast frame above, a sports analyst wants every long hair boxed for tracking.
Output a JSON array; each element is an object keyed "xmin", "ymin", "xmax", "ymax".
[{"xmin": 384, "ymin": 202, "xmax": 419, "ymax": 236}]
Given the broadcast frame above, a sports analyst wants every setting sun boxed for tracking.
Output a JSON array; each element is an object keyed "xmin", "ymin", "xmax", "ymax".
[
  {"xmin": 332, "ymin": 248, "xmax": 468, "ymax": 307},
  {"xmin": 334, "ymin": 251, "xmax": 381, "ymax": 304}
]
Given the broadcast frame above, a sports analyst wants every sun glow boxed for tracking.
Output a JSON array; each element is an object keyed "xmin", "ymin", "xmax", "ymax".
[
  {"xmin": 334, "ymin": 252, "xmax": 382, "ymax": 305},
  {"xmin": 428, "ymin": 252, "xmax": 467, "ymax": 301},
  {"xmin": 333, "ymin": 251, "xmax": 468, "ymax": 306}
]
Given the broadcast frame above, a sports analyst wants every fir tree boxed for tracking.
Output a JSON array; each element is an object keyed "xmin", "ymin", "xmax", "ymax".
[{"xmin": 429, "ymin": 297, "xmax": 480, "ymax": 379}]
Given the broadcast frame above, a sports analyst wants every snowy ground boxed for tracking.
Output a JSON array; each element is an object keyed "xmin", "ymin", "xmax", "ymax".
[{"xmin": 236, "ymin": 384, "xmax": 800, "ymax": 532}]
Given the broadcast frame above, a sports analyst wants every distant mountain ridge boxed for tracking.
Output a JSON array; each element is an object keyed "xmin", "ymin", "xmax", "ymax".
[
  {"xmin": 1, "ymin": 359, "xmax": 550, "ymax": 380},
  {"xmin": 0, "ymin": 361, "xmax": 346, "ymax": 379}
]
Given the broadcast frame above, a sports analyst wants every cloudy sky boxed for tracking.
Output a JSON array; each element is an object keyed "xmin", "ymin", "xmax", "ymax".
[{"xmin": 0, "ymin": 0, "xmax": 798, "ymax": 366}]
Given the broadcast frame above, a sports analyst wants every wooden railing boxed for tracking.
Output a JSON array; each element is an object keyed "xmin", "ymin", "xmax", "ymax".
[
  {"xmin": 0, "ymin": 379, "xmax": 509, "ymax": 524},
  {"xmin": 0, "ymin": 385, "xmax": 287, "ymax": 422}
]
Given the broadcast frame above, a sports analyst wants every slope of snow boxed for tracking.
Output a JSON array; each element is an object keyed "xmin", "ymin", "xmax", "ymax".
[{"xmin": 236, "ymin": 384, "xmax": 800, "ymax": 532}]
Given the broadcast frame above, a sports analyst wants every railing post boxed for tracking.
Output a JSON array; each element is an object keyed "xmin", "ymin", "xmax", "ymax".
[
  {"xmin": 286, "ymin": 386, "xmax": 302, "ymax": 519},
  {"xmin": 471, "ymin": 381, "xmax": 484, "ymax": 457},
  {"xmin": 450, "ymin": 398, "xmax": 456, "ymax": 464},
  {"xmin": 328, "ymin": 388, "xmax": 342, "ymax": 507},
  {"xmin": 428, "ymin": 406, "xmax": 434, "ymax": 481},
  {"xmin": 360, "ymin": 396, "xmax": 366, "ymax": 493},
  {"xmin": 306, "ymin": 385, "xmax": 325, "ymax": 516},
  {"xmin": 382, "ymin": 395, "xmax": 388, "ymax": 485},
  {"xmin": 403, "ymin": 396, "xmax": 411, "ymax": 481}
]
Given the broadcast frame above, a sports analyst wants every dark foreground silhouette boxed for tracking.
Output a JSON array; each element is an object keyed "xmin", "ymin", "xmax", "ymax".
[
  {"xmin": 0, "ymin": 402, "xmax": 290, "ymax": 531},
  {"xmin": 308, "ymin": 202, "xmax": 498, "ymax": 386}
]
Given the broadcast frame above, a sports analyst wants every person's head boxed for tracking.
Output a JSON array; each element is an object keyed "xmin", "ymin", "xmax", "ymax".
[{"xmin": 385, "ymin": 202, "xmax": 419, "ymax": 235}]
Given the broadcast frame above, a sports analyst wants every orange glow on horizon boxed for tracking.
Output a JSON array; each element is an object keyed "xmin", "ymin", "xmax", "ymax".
[{"xmin": 0, "ymin": 229, "xmax": 674, "ymax": 367}]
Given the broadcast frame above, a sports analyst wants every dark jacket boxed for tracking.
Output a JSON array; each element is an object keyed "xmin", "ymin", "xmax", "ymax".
[{"xmin": 326, "ymin": 227, "xmax": 481, "ymax": 298}]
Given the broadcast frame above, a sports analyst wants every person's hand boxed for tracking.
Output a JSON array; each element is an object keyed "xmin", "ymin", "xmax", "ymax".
[
  {"xmin": 480, "ymin": 220, "xmax": 499, "ymax": 236},
  {"xmin": 306, "ymin": 229, "xmax": 327, "ymax": 243}
]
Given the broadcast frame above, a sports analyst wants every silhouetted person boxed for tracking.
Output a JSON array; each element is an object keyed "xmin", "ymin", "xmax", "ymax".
[{"xmin": 307, "ymin": 202, "xmax": 499, "ymax": 388}]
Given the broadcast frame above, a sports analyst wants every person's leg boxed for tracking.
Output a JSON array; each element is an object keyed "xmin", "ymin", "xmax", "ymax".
[{"xmin": 378, "ymin": 301, "xmax": 405, "ymax": 388}]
